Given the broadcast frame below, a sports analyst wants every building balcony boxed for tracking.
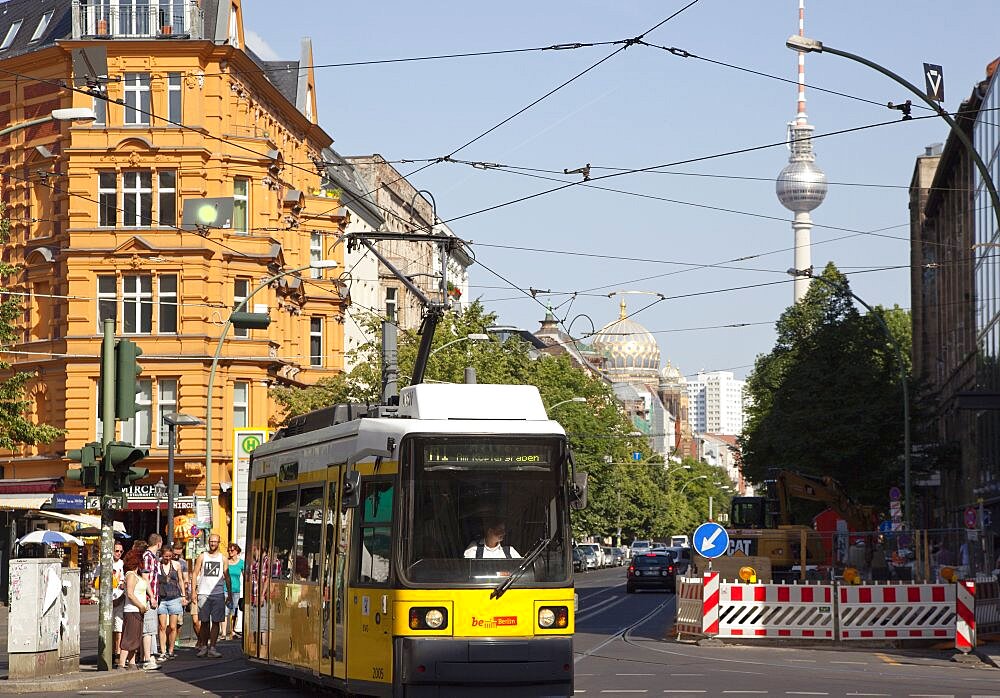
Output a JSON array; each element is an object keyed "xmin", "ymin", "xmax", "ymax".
[{"xmin": 72, "ymin": 1, "xmax": 204, "ymax": 40}]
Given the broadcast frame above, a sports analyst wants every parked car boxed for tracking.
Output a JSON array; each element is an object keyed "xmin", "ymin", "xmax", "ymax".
[
  {"xmin": 604, "ymin": 547, "xmax": 625, "ymax": 567},
  {"xmin": 577, "ymin": 543, "xmax": 601, "ymax": 570},
  {"xmin": 630, "ymin": 540, "xmax": 652, "ymax": 557},
  {"xmin": 663, "ymin": 546, "xmax": 693, "ymax": 576},
  {"xmin": 626, "ymin": 552, "xmax": 676, "ymax": 593},
  {"xmin": 572, "ymin": 547, "xmax": 586, "ymax": 572}
]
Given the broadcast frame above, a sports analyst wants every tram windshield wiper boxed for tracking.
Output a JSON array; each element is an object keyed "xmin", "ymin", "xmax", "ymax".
[{"xmin": 490, "ymin": 536, "xmax": 552, "ymax": 600}]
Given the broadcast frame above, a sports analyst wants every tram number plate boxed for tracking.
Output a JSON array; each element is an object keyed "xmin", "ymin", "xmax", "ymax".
[{"xmin": 372, "ymin": 666, "xmax": 385, "ymax": 680}]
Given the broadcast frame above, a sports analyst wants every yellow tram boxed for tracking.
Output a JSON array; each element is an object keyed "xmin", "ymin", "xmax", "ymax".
[{"xmin": 243, "ymin": 383, "xmax": 579, "ymax": 696}]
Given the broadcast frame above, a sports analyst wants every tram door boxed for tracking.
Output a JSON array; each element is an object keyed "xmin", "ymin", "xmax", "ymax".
[
  {"xmin": 248, "ymin": 476, "xmax": 275, "ymax": 661},
  {"xmin": 320, "ymin": 465, "xmax": 342, "ymax": 676},
  {"xmin": 269, "ymin": 485, "xmax": 298, "ymax": 664}
]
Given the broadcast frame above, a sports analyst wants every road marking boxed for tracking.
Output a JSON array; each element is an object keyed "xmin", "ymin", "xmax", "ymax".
[
  {"xmin": 786, "ymin": 693, "xmax": 828, "ymax": 696},
  {"xmin": 830, "ymin": 661, "xmax": 868, "ymax": 665},
  {"xmin": 578, "ymin": 593, "xmax": 632, "ymax": 622},
  {"xmin": 787, "ymin": 659, "xmax": 817, "ymax": 663},
  {"xmin": 663, "ymin": 692, "xmax": 706, "ymax": 694},
  {"xmin": 599, "ymin": 691, "xmax": 648, "ymax": 694},
  {"xmin": 874, "ymin": 653, "xmax": 899, "ymax": 666},
  {"xmin": 846, "ymin": 694, "xmax": 889, "ymax": 697},
  {"xmin": 77, "ymin": 693, "xmax": 123, "ymax": 695},
  {"xmin": 909, "ymin": 695, "xmax": 954, "ymax": 697},
  {"xmin": 670, "ymin": 673, "xmax": 705, "ymax": 676},
  {"xmin": 616, "ymin": 673, "xmax": 655, "ymax": 676},
  {"xmin": 197, "ymin": 667, "xmax": 256, "ymax": 681},
  {"xmin": 722, "ymin": 692, "xmax": 768, "ymax": 695}
]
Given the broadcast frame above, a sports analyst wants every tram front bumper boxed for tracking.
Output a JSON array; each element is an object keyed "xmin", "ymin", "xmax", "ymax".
[{"xmin": 395, "ymin": 636, "xmax": 573, "ymax": 696}]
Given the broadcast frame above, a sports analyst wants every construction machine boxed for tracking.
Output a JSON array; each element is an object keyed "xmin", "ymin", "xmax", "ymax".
[{"xmin": 726, "ymin": 469, "xmax": 878, "ymax": 581}]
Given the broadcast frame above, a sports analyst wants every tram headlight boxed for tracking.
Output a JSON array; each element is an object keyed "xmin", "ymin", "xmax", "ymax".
[
  {"xmin": 409, "ymin": 606, "xmax": 448, "ymax": 630},
  {"xmin": 538, "ymin": 606, "xmax": 568, "ymax": 629}
]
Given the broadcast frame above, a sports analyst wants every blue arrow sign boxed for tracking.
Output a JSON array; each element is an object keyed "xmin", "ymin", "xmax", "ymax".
[{"xmin": 693, "ymin": 521, "xmax": 730, "ymax": 559}]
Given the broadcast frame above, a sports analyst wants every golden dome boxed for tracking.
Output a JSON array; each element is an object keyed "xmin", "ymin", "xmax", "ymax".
[
  {"xmin": 592, "ymin": 299, "xmax": 661, "ymax": 378},
  {"xmin": 660, "ymin": 360, "xmax": 685, "ymax": 383}
]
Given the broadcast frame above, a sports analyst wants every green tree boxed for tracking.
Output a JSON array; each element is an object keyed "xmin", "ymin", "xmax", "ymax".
[
  {"xmin": 0, "ymin": 207, "xmax": 64, "ymax": 449},
  {"xmin": 739, "ymin": 263, "xmax": 910, "ymax": 505}
]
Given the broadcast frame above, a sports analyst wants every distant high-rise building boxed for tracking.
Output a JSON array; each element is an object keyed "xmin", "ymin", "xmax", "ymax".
[
  {"xmin": 686, "ymin": 371, "xmax": 746, "ymax": 436},
  {"xmin": 776, "ymin": 0, "xmax": 828, "ymax": 302}
]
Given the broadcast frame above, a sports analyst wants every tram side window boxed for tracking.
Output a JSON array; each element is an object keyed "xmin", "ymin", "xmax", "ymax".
[
  {"xmin": 358, "ymin": 480, "xmax": 393, "ymax": 585},
  {"xmin": 271, "ymin": 489, "xmax": 298, "ymax": 580},
  {"xmin": 296, "ymin": 485, "xmax": 324, "ymax": 583}
]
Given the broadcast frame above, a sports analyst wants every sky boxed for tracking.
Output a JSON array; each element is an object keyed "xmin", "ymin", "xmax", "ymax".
[{"xmin": 242, "ymin": 0, "xmax": 999, "ymax": 380}]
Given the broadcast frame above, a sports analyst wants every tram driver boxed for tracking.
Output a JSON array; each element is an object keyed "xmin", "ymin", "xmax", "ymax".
[{"xmin": 464, "ymin": 518, "xmax": 522, "ymax": 559}]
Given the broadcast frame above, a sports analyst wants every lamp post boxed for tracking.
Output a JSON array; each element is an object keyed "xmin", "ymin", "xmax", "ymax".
[
  {"xmin": 204, "ymin": 260, "xmax": 338, "ymax": 536},
  {"xmin": 784, "ymin": 35, "xmax": 1000, "ymax": 245},
  {"xmin": 548, "ymin": 396, "xmax": 587, "ymax": 412},
  {"xmin": 0, "ymin": 107, "xmax": 97, "ymax": 138},
  {"xmin": 163, "ymin": 412, "xmax": 203, "ymax": 547},
  {"xmin": 154, "ymin": 477, "xmax": 166, "ymax": 538},
  {"xmin": 427, "ymin": 333, "xmax": 489, "ymax": 358},
  {"xmin": 677, "ymin": 475, "xmax": 708, "ymax": 495},
  {"xmin": 787, "ymin": 267, "xmax": 912, "ymax": 528}
]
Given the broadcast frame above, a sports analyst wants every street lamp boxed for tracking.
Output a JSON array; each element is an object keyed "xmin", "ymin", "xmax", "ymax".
[
  {"xmin": 784, "ymin": 35, "xmax": 1000, "ymax": 245},
  {"xmin": 0, "ymin": 107, "xmax": 97, "ymax": 137},
  {"xmin": 548, "ymin": 396, "xmax": 586, "ymax": 412},
  {"xmin": 204, "ymin": 260, "xmax": 338, "ymax": 533},
  {"xmin": 787, "ymin": 267, "xmax": 912, "ymax": 528},
  {"xmin": 428, "ymin": 333, "xmax": 489, "ymax": 358},
  {"xmin": 163, "ymin": 412, "xmax": 203, "ymax": 546},
  {"xmin": 154, "ymin": 477, "xmax": 166, "ymax": 538},
  {"xmin": 677, "ymin": 475, "xmax": 708, "ymax": 495}
]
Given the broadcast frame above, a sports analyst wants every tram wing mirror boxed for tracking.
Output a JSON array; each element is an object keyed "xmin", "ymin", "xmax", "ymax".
[
  {"xmin": 342, "ymin": 470, "xmax": 361, "ymax": 509},
  {"xmin": 570, "ymin": 472, "xmax": 588, "ymax": 510}
]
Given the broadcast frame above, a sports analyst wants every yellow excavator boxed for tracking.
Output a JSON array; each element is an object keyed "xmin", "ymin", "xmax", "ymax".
[{"xmin": 727, "ymin": 469, "xmax": 879, "ymax": 581}]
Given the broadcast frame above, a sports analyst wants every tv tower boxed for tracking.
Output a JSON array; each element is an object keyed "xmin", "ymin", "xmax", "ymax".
[{"xmin": 776, "ymin": 0, "xmax": 828, "ymax": 303}]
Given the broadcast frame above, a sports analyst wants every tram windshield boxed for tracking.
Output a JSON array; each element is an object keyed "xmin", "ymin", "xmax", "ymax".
[{"xmin": 400, "ymin": 436, "xmax": 571, "ymax": 587}]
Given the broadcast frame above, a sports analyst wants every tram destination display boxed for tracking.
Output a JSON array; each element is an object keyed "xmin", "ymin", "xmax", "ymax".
[{"xmin": 422, "ymin": 440, "xmax": 554, "ymax": 469}]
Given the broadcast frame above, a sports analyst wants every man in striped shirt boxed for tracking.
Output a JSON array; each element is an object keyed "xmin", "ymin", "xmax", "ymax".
[{"xmin": 141, "ymin": 533, "xmax": 163, "ymax": 666}]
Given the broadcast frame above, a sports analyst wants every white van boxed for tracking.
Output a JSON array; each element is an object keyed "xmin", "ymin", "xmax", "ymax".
[
  {"xmin": 630, "ymin": 540, "xmax": 652, "ymax": 557},
  {"xmin": 670, "ymin": 535, "xmax": 690, "ymax": 548}
]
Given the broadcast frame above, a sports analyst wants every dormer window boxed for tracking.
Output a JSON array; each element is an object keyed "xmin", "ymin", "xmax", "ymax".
[
  {"xmin": 30, "ymin": 10, "xmax": 53, "ymax": 42},
  {"xmin": 1, "ymin": 19, "xmax": 23, "ymax": 50}
]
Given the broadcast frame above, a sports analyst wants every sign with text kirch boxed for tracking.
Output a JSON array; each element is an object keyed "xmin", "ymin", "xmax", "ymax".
[{"xmin": 232, "ymin": 428, "xmax": 270, "ymax": 553}]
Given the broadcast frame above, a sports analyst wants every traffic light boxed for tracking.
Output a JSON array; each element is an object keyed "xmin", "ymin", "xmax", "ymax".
[
  {"xmin": 115, "ymin": 339, "xmax": 143, "ymax": 420},
  {"xmin": 66, "ymin": 442, "xmax": 102, "ymax": 490},
  {"xmin": 103, "ymin": 441, "xmax": 148, "ymax": 492}
]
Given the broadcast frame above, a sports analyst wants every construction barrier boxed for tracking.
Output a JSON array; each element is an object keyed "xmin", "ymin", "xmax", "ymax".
[
  {"xmin": 837, "ymin": 584, "xmax": 955, "ymax": 640},
  {"xmin": 718, "ymin": 582, "xmax": 834, "ymax": 639},
  {"xmin": 973, "ymin": 575, "xmax": 999, "ymax": 636},
  {"xmin": 674, "ymin": 576, "xmax": 706, "ymax": 638},
  {"xmin": 674, "ymin": 576, "xmax": 968, "ymax": 645},
  {"xmin": 956, "ymin": 580, "xmax": 975, "ymax": 653}
]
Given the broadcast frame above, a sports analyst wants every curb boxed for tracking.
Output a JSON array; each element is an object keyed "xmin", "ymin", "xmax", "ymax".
[
  {"xmin": 0, "ymin": 666, "xmax": 142, "ymax": 694},
  {"xmin": 974, "ymin": 651, "xmax": 1000, "ymax": 669}
]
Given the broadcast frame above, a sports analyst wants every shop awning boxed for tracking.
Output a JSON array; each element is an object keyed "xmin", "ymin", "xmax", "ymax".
[
  {"xmin": 30, "ymin": 510, "xmax": 127, "ymax": 534},
  {"xmin": 0, "ymin": 495, "xmax": 52, "ymax": 510}
]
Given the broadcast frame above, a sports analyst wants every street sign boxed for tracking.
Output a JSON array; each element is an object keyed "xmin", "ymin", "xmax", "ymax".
[
  {"xmin": 889, "ymin": 487, "xmax": 901, "ymax": 501},
  {"xmin": 878, "ymin": 520, "xmax": 892, "ymax": 534},
  {"xmin": 923, "ymin": 63, "xmax": 944, "ymax": 102},
  {"xmin": 632, "ymin": 452, "xmax": 642, "ymax": 462},
  {"xmin": 693, "ymin": 521, "xmax": 730, "ymax": 560},
  {"xmin": 964, "ymin": 506, "xmax": 978, "ymax": 529}
]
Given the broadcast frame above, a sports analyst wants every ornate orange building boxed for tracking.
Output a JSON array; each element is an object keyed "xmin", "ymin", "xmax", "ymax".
[{"xmin": 0, "ymin": 0, "xmax": 346, "ymax": 543}]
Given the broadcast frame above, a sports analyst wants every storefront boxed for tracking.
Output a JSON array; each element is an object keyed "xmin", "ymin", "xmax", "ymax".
[{"xmin": 116, "ymin": 483, "xmax": 196, "ymax": 546}]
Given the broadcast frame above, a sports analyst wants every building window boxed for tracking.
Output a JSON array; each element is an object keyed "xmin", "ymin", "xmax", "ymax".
[
  {"xmin": 228, "ymin": 3, "xmax": 240, "ymax": 47},
  {"xmin": 1, "ymin": 20, "xmax": 23, "ymax": 50},
  {"xmin": 310, "ymin": 232, "xmax": 323, "ymax": 278},
  {"xmin": 233, "ymin": 278, "xmax": 249, "ymax": 338},
  {"xmin": 167, "ymin": 72, "xmax": 182, "ymax": 123},
  {"xmin": 97, "ymin": 275, "xmax": 117, "ymax": 331},
  {"xmin": 122, "ymin": 171, "xmax": 152, "ymax": 226},
  {"xmin": 233, "ymin": 380, "xmax": 249, "ymax": 429},
  {"xmin": 98, "ymin": 172, "xmax": 116, "ymax": 226},
  {"xmin": 121, "ymin": 379, "xmax": 153, "ymax": 447},
  {"xmin": 122, "ymin": 274, "xmax": 153, "ymax": 334},
  {"xmin": 233, "ymin": 177, "xmax": 249, "ymax": 234},
  {"xmin": 158, "ymin": 171, "xmax": 176, "ymax": 226},
  {"xmin": 158, "ymin": 274, "xmax": 177, "ymax": 333},
  {"xmin": 123, "ymin": 72, "xmax": 151, "ymax": 125},
  {"xmin": 156, "ymin": 379, "xmax": 178, "ymax": 448},
  {"xmin": 385, "ymin": 287, "xmax": 397, "ymax": 322},
  {"xmin": 30, "ymin": 11, "xmax": 53, "ymax": 42},
  {"xmin": 93, "ymin": 93, "xmax": 107, "ymax": 126},
  {"xmin": 310, "ymin": 317, "xmax": 323, "ymax": 367}
]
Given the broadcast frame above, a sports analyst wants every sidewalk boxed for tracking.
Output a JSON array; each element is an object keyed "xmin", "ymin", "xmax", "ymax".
[{"xmin": 1, "ymin": 601, "xmax": 208, "ymax": 693}]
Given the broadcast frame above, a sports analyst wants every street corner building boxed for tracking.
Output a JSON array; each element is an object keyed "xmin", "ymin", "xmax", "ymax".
[{"xmin": 0, "ymin": 0, "xmax": 351, "ymax": 598}]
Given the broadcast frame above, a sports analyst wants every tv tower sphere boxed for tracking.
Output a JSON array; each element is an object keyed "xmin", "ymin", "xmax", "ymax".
[{"xmin": 776, "ymin": 127, "xmax": 828, "ymax": 213}]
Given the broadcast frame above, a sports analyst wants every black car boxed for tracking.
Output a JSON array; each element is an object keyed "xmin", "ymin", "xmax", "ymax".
[
  {"xmin": 572, "ymin": 547, "xmax": 586, "ymax": 573},
  {"xmin": 626, "ymin": 552, "xmax": 676, "ymax": 593}
]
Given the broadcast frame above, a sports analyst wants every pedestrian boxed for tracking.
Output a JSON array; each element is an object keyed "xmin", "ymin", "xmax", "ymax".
[
  {"xmin": 111, "ymin": 541, "xmax": 126, "ymax": 668},
  {"xmin": 156, "ymin": 545, "xmax": 185, "ymax": 660},
  {"xmin": 191, "ymin": 534, "xmax": 233, "ymax": 658},
  {"xmin": 140, "ymin": 534, "xmax": 162, "ymax": 668},
  {"xmin": 170, "ymin": 542, "xmax": 190, "ymax": 646},
  {"xmin": 224, "ymin": 543, "xmax": 245, "ymax": 641},
  {"xmin": 119, "ymin": 548, "xmax": 149, "ymax": 670}
]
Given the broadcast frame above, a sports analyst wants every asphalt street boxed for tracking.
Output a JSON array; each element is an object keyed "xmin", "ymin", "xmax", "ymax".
[{"xmin": 6, "ymin": 566, "xmax": 997, "ymax": 696}]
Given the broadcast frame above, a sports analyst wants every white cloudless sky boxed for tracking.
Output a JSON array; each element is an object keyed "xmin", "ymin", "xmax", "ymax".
[{"xmin": 242, "ymin": 0, "xmax": 1000, "ymax": 379}]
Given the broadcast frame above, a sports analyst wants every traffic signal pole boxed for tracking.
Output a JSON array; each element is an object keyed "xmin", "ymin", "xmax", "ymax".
[{"xmin": 97, "ymin": 318, "xmax": 116, "ymax": 672}]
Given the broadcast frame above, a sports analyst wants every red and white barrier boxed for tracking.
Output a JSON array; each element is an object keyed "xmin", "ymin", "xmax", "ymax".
[
  {"xmin": 718, "ymin": 583, "xmax": 834, "ymax": 639},
  {"xmin": 838, "ymin": 584, "xmax": 956, "ymax": 640},
  {"xmin": 973, "ymin": 575, "xmax": 999, "ymax": 635},
  {"xmin": 703, "ymin": 572, "xmax": 720, "ymax": 636},
  {"xmin": 674, "ymin": 576, "xmax": 706, "ymax": 638},
  {"xmin": 956, "ymin": 580, "xmax": 976, "ymax": 653}
]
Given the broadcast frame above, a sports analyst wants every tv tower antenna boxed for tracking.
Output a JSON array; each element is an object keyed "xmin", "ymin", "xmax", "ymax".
[{"xmin": 776, "ymin": 0, "xmax": 828, "ymax": 303}]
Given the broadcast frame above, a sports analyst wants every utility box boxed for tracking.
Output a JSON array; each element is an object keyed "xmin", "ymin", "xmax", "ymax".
[
  {"xmin": 7, "ymin": 559, "xmax": 63, "ymax": 679},
  {"xmin": 59, "ymin": 567, "xmax": 80, "ymax": 673}
]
